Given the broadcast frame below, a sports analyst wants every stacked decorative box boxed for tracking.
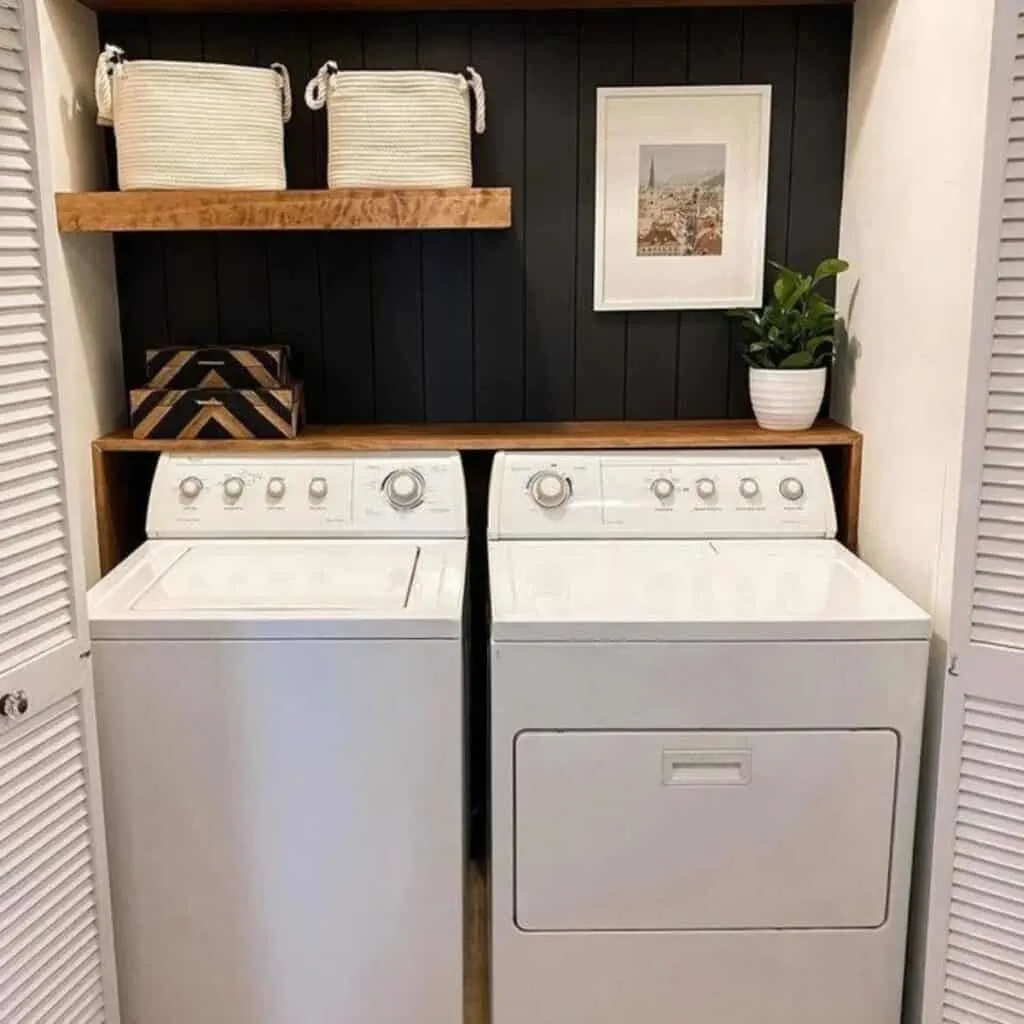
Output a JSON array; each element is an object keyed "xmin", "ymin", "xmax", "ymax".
[{"xmin": 130, "ymin": 346, "xmax": 302, "ymax": 439}]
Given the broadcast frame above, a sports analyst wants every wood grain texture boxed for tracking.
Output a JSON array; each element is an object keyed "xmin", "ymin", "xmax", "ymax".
[
  {"xmin": 56, "ymin": 189, "xmax": 514, "ymax": 232},
  {"xmin": 88, "ymin": 0, "xmax": 852, "ymax": 11},
  {"xmin": 94, "ymin": 418, "xmax": 861, "ymax": 452}
]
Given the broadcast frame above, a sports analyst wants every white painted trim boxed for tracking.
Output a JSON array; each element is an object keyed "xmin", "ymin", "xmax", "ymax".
[{"xmin": 593, "ymin": 84, "xmax": 772, "ymax": 312}]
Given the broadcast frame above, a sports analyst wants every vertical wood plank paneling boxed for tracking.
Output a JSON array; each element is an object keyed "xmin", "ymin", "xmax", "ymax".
[
  {"xmin": 365, "ymin": 15, "xmax": 425, "ymax": 422},
  {"xmin": 314, "ymin": 18, "xmax": 375, "ymax": 422},
  {"xmin": 257, "ymin": 19, "xmax": 325, "ymax": 418},
  {"xmin": 202, "ymin": 16, "xmax": 271, "ymax": 347},
  {"xmin": 149, "ymin": 18, "xmax": 219, "ymax": 347},
  {"xmin": 676, "ymin": 8, "xmax": 739, "ymax": 419},
  {"xmin": 788, "ymin": 7, "xmax": 852, "ymax": 279},
  {"xmin": 107, "ymin": 9, "xmax": 851, "ymax": 427},
  {"xmin": 471, "ymin": 14, "xmax": 525, "ymax": 422},
  {"xmin": 574, "ymin": 12, "xmax": 631, "ymax": 421},
  {"xmin": 419, "ymin": 14, "xmax": 474, "ymax": 422},
  {"xmin": 523, "ymin": 13, "xmax": 578, "ymax": 421},
  {"xmin": 625, "ymin": 9, "xmax": 687, "ymax": 420},
  {"xmin": 101, "ymin": 14, "xmax": 166, "ymax": 387},
  {"xmin": 729, "ymin": 7, "xmax": 799, "ymax": 417}
]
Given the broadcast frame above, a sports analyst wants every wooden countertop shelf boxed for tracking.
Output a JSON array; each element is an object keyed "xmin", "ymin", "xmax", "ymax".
[
  {"xmin": 83, "ymin": 0, "xmax": 851, "ymax": 12},
  {"xmin": 92, "ymin": 419, "xmax": 862, "ymax": 576},
  {"xmin": 94, "ymin": 418, "xmax": 860, "ymax": 452},
  {"xmin": 56, "ymin": 188, "xmax": 512, "ymax": 233}
]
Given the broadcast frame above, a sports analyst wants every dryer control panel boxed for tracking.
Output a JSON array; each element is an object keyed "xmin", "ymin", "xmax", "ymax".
[
  {"xmin": 488, "ymin": 449, "xmax": 836, "ymax": 539},
  {"xmin": 147, "ymin": 452, "xmax": 466, "ymax": 538}
]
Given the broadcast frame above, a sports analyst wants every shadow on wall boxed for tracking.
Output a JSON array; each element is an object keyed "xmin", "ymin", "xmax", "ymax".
[{"xmin": 830, "ymin": 277, "xmax": 861, "ymax": 425}]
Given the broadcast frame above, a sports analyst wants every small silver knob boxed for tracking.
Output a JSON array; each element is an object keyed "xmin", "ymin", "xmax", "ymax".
[
  {"xmin": 223, "ymin": 477, "xmax": 244, "ymax": 502},
  {"xmin": 780, "ymin": 477, "xmax": 805, "ymax": 502},
  {"xmin": 695, "ymin": 477, "xmax": 716, "ymax": 501},
  {"xmin": 0, "ymin": 690, "xmax": 28, "ymax": 720},
  {"xmin": 651, "ymin": 477, "xmax": 675, "ymax": 501},
  {"xmin": 528, "ymin": 470, "xmax": 571, "ymax": 509},
  {"xmin": 179, "ymin": 476, "xmax": 203, "ymax": 501},
  {"xmin": 309, "ymin": 477, "xmax": 328, "ymax": 502},
  {"xmin": 384, "ymin": 469, "xmax": 425, "ymax": 510},
  {"xmin": 266, "ymin": 477, "xmax": 286, "ymax": 500},
  {"xmin": 739, "ymin": 477, "xmax": 760, "ymax": 500}
]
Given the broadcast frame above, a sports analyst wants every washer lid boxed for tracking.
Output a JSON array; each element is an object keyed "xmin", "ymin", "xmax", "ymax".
[
  {"xmin": 88, "ymin": 538, "xmax": 466, "ymax": 640},
  {"xmin": 489, "ymin": 538, "xmax": 930, "ymax": 642},
  {"xmin": 133, "ymin": 542, "xmax": 419, "ymax": 612}
]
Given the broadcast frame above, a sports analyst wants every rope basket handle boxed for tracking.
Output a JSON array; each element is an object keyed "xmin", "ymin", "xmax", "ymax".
[
  {"xmin": 271, "ymin": 63, "xmax": 292, "ymax": 124},
  {"xmin": 305, "ymin": 61, "xmax": 338, "ymax": 111},
  {"xmin": 95, "ymin": 43, "xmax": 125, "ymax": 127},
  {"xmin": 462, "ymin": 66, "xmax": 486, "ymax": 135}
]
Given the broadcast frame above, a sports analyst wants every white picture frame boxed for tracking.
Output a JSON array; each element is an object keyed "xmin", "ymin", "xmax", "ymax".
[{"xmin": 594, "ymin": 85, "xmax": 772, "ymax": 312}]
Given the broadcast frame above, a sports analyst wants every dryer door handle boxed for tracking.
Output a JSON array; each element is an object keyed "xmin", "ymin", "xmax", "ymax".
[{"xmin": 661, "ymin": 749, "xmax": 752, "ymax": 787}]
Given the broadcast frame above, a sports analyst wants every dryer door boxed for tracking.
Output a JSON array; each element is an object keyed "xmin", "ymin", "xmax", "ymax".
[{"xmin": 515, "ymin": 728, "xmax": 898, "ymax": 932}]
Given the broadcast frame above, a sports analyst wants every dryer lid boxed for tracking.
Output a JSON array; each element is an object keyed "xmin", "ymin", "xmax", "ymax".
[{"xmin": 489, "ymin": 538, "xmax": 930, "ymax": 642}]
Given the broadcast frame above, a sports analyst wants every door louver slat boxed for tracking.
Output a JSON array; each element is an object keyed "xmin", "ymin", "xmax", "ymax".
[
  {"xmin": 0, "ymin": 697, "xmax": 105, "ymax": 1021},
  {"xmin": 943, "ymin": 698, "xmax": 1024, "ymax": 1022}
]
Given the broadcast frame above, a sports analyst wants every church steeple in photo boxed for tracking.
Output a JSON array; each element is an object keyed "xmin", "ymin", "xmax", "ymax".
[{"xmin": 647, "ymin": 154, "xmax": 655, "ymax": 189}]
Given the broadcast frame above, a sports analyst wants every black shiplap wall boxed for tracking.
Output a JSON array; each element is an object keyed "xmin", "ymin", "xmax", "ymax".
[{"xmin": 100, "ymin": 6, "xmax": 852, "ymax": 425}]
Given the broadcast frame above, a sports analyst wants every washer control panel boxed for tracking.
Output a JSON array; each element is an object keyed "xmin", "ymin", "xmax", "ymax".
[
  {"xmin": 488, "ymin": 449, "xmax": 836, "ymax": 539},
  {"xmin": 148, "ymin": 453, "xmax": 466, "ymax": 538}
]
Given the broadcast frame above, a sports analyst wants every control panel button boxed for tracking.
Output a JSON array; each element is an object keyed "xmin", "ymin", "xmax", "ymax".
[
  {"xmin": 780, "ymin": 477, "xmax": 805, "ymax": 502},
  {"xmin": 739, "ymin": 477, "xmax": 760, "ymax": 500},
  {"xmin": 309, "ymin": 477, "xmax": 328, "ymax": 502},
  {"xmin": 651, "ymin": 477, "xmax": 675, "ymax": 501},
  {"xmin": 384, "ymin": 468, "xmax": 426, "ymax": 510},
  {"xmin": 266, "ymin": 477, "xmax": 286, "ymax": 501},
  {"xmin": 528, "ymin": 470, "xmax": 572, "ymax": 510},
  {"xmin": 179, "ymin": 476, "xmax": 203, "ymax": 501},
  {"xmin": 695, "ymin": 478, "xmax": 716, "ymax": 501},
  {"xmin": 223, "ymin": 477, "xmax": 244, "ymax": 502}
]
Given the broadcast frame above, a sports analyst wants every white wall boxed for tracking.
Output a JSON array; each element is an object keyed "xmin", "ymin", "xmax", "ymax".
[
  {"xmin": 34, "ymin": 0, "xmax": 122, "ymax": 585},
  {"xmin": 834, "ymin": 1, "xmax": 997, "ymax": 1020}
]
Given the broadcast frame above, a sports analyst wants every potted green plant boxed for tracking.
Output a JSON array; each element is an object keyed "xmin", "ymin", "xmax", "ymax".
[{"xmin": 728, "ymin": 257, "xmax": 849, "ymax": 431}]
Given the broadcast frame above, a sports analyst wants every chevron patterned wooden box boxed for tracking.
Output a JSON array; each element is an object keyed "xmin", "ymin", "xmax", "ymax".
[
  {"xmin": 130, "ymin": 384, "xmax": 302, "ymax": 439},
  {"xmin": 144, "ymin": 345, "xmax": 291, "ymax": 389}
]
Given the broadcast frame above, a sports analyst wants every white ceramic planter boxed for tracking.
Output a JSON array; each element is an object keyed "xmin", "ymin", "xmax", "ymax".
[{"xmin": 749, "ymin": 367, "xmax": 827, "ymax": 431}]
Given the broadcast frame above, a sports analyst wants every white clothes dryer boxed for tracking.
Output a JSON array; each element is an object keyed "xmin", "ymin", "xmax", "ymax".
[
  {"xmin": 88, "ymin": 452, "xmax": 467, "ymax": 1024},
  {"xmin": 488, "ymin": 448, "xmax": 930, "ymax": 1024}
]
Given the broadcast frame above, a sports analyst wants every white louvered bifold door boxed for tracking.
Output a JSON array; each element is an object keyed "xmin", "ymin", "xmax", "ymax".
[
  {"xmin": 923, "ymin": 4, "xmax": 1024, "ymax": 1023},
  {"xmin": 0, "ymin": 0, "xmax": 120, "ymax": 1020}
]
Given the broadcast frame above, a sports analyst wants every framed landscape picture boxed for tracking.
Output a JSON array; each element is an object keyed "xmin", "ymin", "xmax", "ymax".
[{"xmin": 594, "ymin": 85, "xmax": 772, "ymax": 311}]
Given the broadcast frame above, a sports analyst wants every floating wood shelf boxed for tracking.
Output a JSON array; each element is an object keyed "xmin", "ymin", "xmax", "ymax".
[
  {"xmin": 56, "ymin": 188, "xmax": 512, "ymax": 233},
  {"xmin": 94, "ymin": 418, "xmax": 860, "ymax": 452},
  {"xmin": 83, "ymin": 0, "xmax": 851, "ymax": 12},
  {"xmin": 91, "ymin": 419, "xmax": 862, "ymax": 575}
]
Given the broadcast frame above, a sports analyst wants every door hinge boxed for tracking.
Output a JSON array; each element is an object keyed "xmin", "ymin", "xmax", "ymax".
[{"xmin": 948, "ymin": 654, "xmax": 960, "ymax": 677}]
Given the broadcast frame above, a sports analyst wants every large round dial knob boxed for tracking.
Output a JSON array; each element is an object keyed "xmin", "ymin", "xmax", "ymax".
[
  {"xmin": 266, "ymin": 476, "xmax": 286, "ymax": 500},
  {"xmin": 179, "ymin": 476, "xmax": 203, "ymax": 501},
  {"xmin": 651, "ymin": 477, "xmax": 675, "ymax": 501},
  {"xmin": 528, "ymin": 470, "xmax": 571, "ymax": 509},
  {"xmin": 695, "ymin": 477, "xmax": 717, "ymax": 501},
  {"xmin": 780, "ymin": 476, "xmax": 805, "ymax": 502},
  {"xmin": 384, "ymin": 468, "xmax": 425, "ymax": 510},
  {"xmin": 223, "ymin": 477, "xmax": 244, "ymax": 502},
  {"xmin": 309, "ymin": 477, "xmax": 328, "ymax": 502},
  {"xmin": 739, "ymin": 477, "xmax": 760, "ymax": 500}
]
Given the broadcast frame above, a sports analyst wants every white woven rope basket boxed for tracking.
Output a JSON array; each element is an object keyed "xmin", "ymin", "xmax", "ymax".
[
  {"xmin": 305, "ymin": 63, "xmax": 486, "ymax": 188},
  {"xmin": 95, "ymin": 44, "xmax": 292, "ymax": 190}
]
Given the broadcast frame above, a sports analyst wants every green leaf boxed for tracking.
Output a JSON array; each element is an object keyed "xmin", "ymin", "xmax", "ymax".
[
  {"xmin": 811, "ymin": 258, "xmax": 850, "ymax": 288},
  {"xmin": 779, "ymin": 350, "xmax": 815, "ymax": 369}
]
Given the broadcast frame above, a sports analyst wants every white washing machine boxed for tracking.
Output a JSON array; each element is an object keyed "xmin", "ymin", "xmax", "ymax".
[
  {"xmin": 488, "ymin": 448, "xmax": 930, "ymax": 1024},
  {"xmin": 88, "ymin": 452, "xmax": 467, "ymax": 1024}
]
